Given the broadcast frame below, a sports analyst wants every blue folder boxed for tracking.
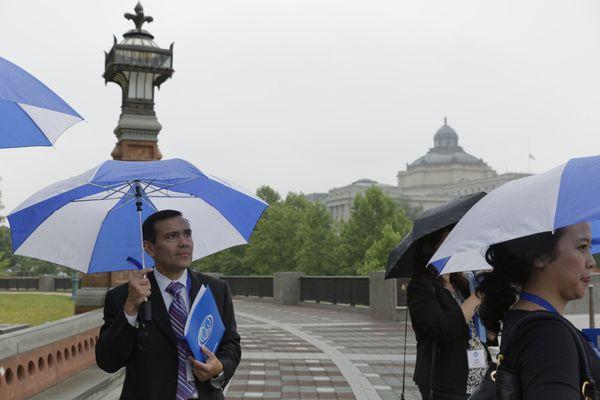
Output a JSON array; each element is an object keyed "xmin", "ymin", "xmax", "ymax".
[{"xmin": 184, "ymin": 285, "xmax": 225, "ymax": 362}]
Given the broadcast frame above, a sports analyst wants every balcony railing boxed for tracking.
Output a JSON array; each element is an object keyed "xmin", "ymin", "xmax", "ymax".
[
  {"xmin": 222, "ymin": 276, "xmax": 274, "ymax": 298},
  {"xmin": 300, "ymin": 276, "xmax": 369, "ymax": 306}
]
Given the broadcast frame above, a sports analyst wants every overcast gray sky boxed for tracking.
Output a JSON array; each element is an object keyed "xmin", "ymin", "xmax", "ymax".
[{"xmin": 1, "ymin": 0, "xmax": 600, "ymax": 213}]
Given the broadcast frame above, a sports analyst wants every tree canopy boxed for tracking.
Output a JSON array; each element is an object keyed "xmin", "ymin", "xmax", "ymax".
[{"xmin": 194, "ymin": 185, "xmax": 412, "ymax": 276}]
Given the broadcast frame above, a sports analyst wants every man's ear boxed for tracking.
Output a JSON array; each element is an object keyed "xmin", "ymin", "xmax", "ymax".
[{"xmin": 144, "ymin": 240, "xmax": 155, "ymax": 259}]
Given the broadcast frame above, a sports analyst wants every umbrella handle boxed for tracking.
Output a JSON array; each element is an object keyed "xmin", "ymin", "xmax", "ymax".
[
  {"xmin": 139, "ymin": 300, "xmax": 152, "ymax": 323},
  {"xmin": 137, "ymin": 301, "xmax": 152, "ymax": 351}
]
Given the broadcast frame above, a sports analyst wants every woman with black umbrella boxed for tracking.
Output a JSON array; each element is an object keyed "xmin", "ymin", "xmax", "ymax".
[
  {"xmin": 386, "ymin": 193, "xmax": 492, "ymax": 399},
  {"xmin": 408, "ymin": 227, "xmax": 490, "ymax": 399}
]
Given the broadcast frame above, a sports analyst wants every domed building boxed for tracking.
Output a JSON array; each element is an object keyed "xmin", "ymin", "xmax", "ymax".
[
  {"xmin": 397, "ymin": 119, "xmax": 496, "ymax": 190},
  {"xmin": 312, "ymin": 119, "xmax": 529, "ymax": 221}
]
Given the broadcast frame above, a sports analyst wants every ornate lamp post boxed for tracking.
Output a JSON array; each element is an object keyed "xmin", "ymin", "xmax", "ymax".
[
  {"xmin": 76, "ymin": 3, "xmax": 175, "ymax": 313},
  {"xmin": 104, "ymin": 2, "xmax": 174, "ymax": 161}
]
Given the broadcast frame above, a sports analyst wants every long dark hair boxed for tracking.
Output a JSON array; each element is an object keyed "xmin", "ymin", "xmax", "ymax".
[
  {"xmin": 414, "ymin": 226, "xmax": 469, "ymax": 295},
  {"xmin": 477, "ymin": 229, "xmax": 565, "ymax": 333}
]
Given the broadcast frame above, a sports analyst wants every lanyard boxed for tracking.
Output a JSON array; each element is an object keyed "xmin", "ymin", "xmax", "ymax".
[
  {"xmin": 519, "ymin": 292, "xmax": 559, "ymax": 314},
  {"xmin": 466, "ymin": 272, "xmax": 487, "ymax": 343}
]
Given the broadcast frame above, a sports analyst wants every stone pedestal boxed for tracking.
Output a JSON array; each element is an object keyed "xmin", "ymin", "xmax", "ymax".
[
  {"xmin": 274, "ymin": 272, "xmax": 305, "ymax": 305},
  {"xmin": 369, "ymin": 270, "xmax": 400, "ymax": 321},
  {"xmin": 74, "ymin": 287, "xmax": 111, "ymax": 314},
  {"xmin": 111, "ymin": 139, "xmax": 162, "ymax": 161},
  {"xmin": 38, "ymin": 275, "xmax": 56, "ymax": 292},
  {"xmin": 74, "ymin": 271, "xmax": 139, "ymax": 314}
]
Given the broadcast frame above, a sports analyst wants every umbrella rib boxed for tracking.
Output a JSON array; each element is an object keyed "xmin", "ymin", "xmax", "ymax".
[
  {"xmin": 107, "ymin": 196, "xmax": 137, "ymax": 214},
  {"xmin": 104, "ymin": 191, "xmax": 158, "ymax": 215},
  {"xmin": 141, "ymin": 177, "xmax": 197, "ymax": 195},
  {"xmin": 87, "ymin": 182, "xmax": 134, "ymax": 198},
  {"xmin": 72, "ymin": 183, "xmax": 133, "ymax": 202},
  {"xmin": 72, "ymin": 198, "xmax": 125, "ymax": 202},
  {"xmin": 141, "ymin": 196, "xmax": 158, "ymax": 212},
  {"xmin": 146, "ymin": 194, "xmax": 197, "ymax": 199}
]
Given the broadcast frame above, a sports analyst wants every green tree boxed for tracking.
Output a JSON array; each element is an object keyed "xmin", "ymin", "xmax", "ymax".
[
  {"xmin": 295, "ymin": 202, "xmax": 339, "ymax": 276},
  {"xmin": 0, "ymin": 184, "xmax": 11, "ymax": 274},
  {"xmin": 0, "ymin": 226, "xmax": 11, "ymax": 274},
  {"xmin": 192, "ymin": 245, "xmax": 251, "ymax": 275},
  {"xmin": 256, "ymin": 185, "xmax": 281, "ymax": 205},
  {"xmin": 337, "ymin": 187, "xmax": 411, "ymax": 275},
  {"xmin": 243, "ymin": 193, "xmax": 308, "ymax": 274},
  {"xmin": 358, "ymin": 224, "xmax": 402, "ymax": 275}
]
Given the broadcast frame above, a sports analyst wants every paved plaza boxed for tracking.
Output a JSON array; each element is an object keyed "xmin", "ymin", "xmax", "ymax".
[
  {"xmin": 225, "ymin": 299, "xmax": 419, "ymax": 400},
  {"xmin": 29, "ymin": 298, "xmax": 421, "ymax": 400}
]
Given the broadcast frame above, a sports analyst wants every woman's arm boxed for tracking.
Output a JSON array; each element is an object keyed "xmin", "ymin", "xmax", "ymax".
[
  {"xmin": 407, "ymin": 276, "xmax": 469, "ymax": 342},
  {"xmin": 459, "ymin": 292, "xmax": 481, "ymax": 323}
]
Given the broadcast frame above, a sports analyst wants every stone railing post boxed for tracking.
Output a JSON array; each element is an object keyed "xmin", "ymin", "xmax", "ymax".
[
  {"xmin": 274, "ymin": 272, "xmax": 304, "ymax": 305},
  {"xmin": 37, "ymin": 275, "xmax": 56, "ymax": 292},
  {"xmin": 369, "ymin": 270, "xmax": 398, "ymax": 321}
]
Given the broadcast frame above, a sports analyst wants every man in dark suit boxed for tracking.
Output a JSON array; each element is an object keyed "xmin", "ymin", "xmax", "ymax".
[{"xmin": 96, "ymin": 209, "xmax": 241, "ymax": 400}]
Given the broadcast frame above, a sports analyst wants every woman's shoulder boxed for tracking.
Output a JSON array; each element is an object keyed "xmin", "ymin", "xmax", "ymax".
[
  {"xmin": 503, "ymin": 311, "xmax": 583, "ymax": 397},
  {"xmin": 408, "ymin": 273, "xmax": 437, "ymax": 292},
  {"xmin": 503, "ymin": 311, "xmax": 578, "ymax": 358}
]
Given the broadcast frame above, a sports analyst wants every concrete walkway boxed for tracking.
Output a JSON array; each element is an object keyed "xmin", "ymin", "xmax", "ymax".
[
  {"xmin": 28, "ymin": 297, "xmax": 600, "ymax": 400},
  {"xmin": 226, "ymin": 299, "xmax": 418, "ymax": 400}
]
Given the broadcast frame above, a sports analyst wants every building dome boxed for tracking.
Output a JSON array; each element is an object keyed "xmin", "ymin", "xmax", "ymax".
[
  {"xmin": 408, "ymin": 119, "xmax": 487, "ymax": 168},
  {"xmin": 434, "ymin": 122, "xmax": 458, "ymax": 147}
]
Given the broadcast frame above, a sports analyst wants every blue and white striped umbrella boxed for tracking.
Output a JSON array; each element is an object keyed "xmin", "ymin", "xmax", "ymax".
[
  {"xmin": 7, "ymin": 159, "xmax": 267, "ymax": 274},
  {"xmin": 430, "ymin": 155, "xmax": 600, "ymax": 274},
  {"xmin": 0, "ymin": 56, "xmax": 83, "ymax": 148}
]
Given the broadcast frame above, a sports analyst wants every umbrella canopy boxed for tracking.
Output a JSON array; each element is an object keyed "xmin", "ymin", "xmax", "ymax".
[
  {"xmin": 7, "ymin": 158, "xmax": 267, "ymax": 273},
  {"xmin": 430, "ymin": 155, "xmax": 600, "ymax": 275},
  {"xmin": 0, "ymin": 56, "xmax": 82, "ymax": 148},
  {"xmin": 385, "ymin": 192, "xmax": 486, "ymax": 279}
]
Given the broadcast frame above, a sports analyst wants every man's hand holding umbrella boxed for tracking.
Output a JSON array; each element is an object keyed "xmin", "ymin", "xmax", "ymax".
[{"xmin": 123, "ymin": 268, "xmax": 153, "ymax": 318}]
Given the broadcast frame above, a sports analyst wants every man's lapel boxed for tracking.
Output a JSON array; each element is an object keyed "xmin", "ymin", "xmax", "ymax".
[
  {"xmin": 148, "ymin": 271, "xmax": 176, "ymax": 345},
  {"xmin": 189, "ymin": 269, "xmax": 203, "ymax": 305}
]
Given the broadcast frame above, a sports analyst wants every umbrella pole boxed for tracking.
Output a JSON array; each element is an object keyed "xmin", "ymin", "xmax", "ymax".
[
  {"xmin": 401, "ymin": 304, "xmax": 408, "ymax": 400},
  {"xmin": 135, "ymin": 182, "xmax": 146, "ymax": 269},
  {"xmin": 134, "ymin": 181, "xmax": 152, "ymax": 349}
]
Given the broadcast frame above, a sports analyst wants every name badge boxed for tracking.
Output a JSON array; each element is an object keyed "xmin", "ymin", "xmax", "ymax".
[{"xmin": 467, "ymin": 349, "xmax": 487, "ymax": 369}]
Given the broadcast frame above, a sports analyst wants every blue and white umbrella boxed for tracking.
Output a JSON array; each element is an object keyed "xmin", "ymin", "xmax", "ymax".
[
  {"xmin": 429, "ymin": 155, "xmax": 600, "ymax": 274},
  {"xmin": 0, "ymin": 56, "xmax": 83, "ymax": 148},
  {"xmin": 7, "ymin": 159, "xmax": 267, "ymax": 273}
]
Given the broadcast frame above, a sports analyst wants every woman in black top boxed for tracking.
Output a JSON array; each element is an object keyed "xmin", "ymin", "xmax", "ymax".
[
  {"xmin": 408, "ymin": 228, "xmax": 487, "ymax": 399},
  {"xmin": 477, "ymin": 222, "xmax": 599, "ymax": 399}
]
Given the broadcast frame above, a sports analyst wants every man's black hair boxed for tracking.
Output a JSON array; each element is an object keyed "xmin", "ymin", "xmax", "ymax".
[{"xmin": 142, "ymin": 209, "xmax": 183, "ymax": 243}]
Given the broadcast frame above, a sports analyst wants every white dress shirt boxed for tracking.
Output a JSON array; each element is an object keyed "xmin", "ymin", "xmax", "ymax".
[{"xmin": 125, "ymin": 268, "xmax": 198, "ymax": 398}]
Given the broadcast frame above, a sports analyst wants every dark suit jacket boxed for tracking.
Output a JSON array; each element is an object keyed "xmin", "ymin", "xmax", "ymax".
[
  {"xmin": 407, "ymin": 273, "xmax": 469, "ymax": 395},
  {"xmin": 95, "ymin": 270, "xmax": 241, "ymax": 400}
]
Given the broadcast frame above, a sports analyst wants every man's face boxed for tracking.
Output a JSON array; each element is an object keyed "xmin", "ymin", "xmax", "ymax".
[{"xmin": 144, "ymin": 216, "xmax": 194, "ymax": 272}]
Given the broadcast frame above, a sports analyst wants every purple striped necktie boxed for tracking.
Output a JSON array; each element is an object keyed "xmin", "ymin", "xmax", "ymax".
[{"xmin": 166, "ymin": 281, "xmax": 196, "ymax": 400}]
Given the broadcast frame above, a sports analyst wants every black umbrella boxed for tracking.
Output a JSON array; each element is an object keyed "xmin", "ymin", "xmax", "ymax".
[{"xmin": 385, "ymin": 192, "xmax": 486, "ymax": 279}]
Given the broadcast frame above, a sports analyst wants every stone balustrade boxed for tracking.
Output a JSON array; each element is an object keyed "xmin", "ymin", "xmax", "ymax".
[{"xmin": 0, "ymin": 309, "xmax": 103, "ymax": 400}]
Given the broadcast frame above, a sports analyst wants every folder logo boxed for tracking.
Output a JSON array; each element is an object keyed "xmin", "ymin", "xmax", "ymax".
[
  {"xmin": 199, "ymin": 315, "xmax": 214, "ymax": 346},
  {"xmin": 184, "ymin": 284, "xmax": 226, "ymax": 362}
]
